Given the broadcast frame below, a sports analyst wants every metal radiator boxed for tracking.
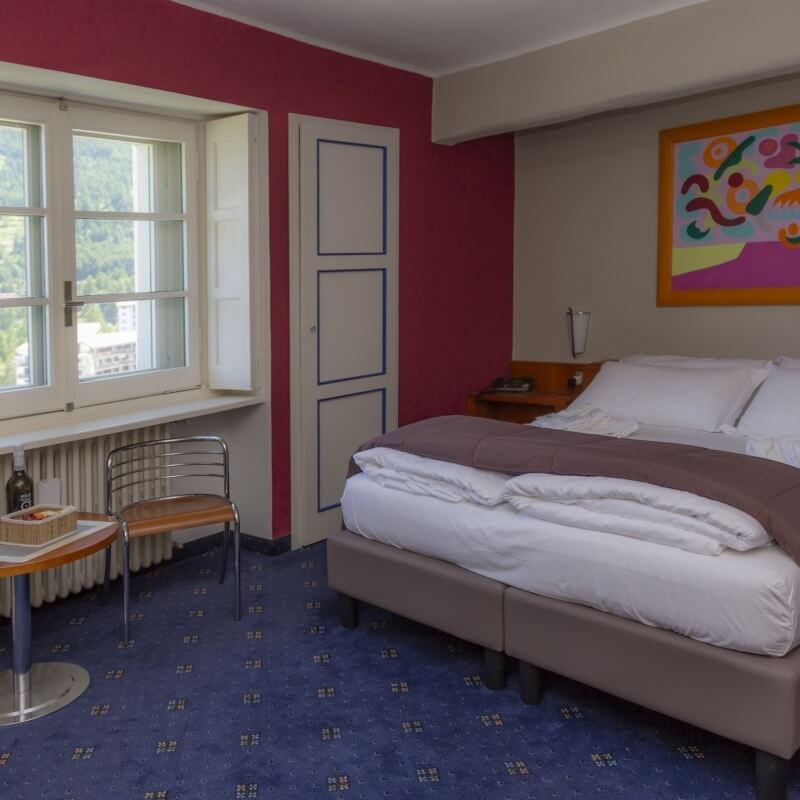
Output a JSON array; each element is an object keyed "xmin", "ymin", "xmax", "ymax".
[{"xmin": 0, "ymin": 425, "xmax": 173, "ymax": 616}]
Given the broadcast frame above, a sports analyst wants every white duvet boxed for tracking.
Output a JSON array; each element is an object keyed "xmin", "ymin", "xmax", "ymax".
[
  {"xmin": 504, "ymin": 474, "xmax": 771, "ymax": 556},
  {"xmin": 353, "ymin": 447, "xmax": 508, "ymax": 506},
  {"xmin": 352, "ymin": 446, "xmax": 772, "ymax": 557}
]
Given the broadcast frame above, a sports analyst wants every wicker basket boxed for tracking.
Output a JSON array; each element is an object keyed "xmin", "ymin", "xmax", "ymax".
[{"xmin": 0, "ymin": 505, "xmax": 79, "ymax": 545}]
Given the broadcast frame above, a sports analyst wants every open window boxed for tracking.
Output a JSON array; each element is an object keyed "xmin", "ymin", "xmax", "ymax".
[
  {"xmin": 0, "ymin": 93, "xmax": 260, "ymax": 423},
  {"xmin": 68, "ymin": 107, "xmax": 201, "ymax": 407}
]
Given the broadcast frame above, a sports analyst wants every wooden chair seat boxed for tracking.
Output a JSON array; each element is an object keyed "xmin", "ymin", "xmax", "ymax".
[{"xmin": 122, "ymin": 495, "xmax": 235, "ymax": 538}]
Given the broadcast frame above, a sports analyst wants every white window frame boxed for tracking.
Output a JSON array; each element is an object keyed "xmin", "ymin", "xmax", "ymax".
[
  {"xmin": 0, "ymin": 74, "xmax": 266, "ymax": 434},
  {"xmin": 205, "ymin": 113, "xmax": 256, "ymax": 391},
  {"xmin": 0, "ymin": 94, "xmax": 61, "ymax": 419},
  {"xmin": 0, "ymin": 95, "xmax": 204, "ymax": 419},
  {"xmin": 65, "ymin": 105, "xmax": 202, "ymax": 407}
]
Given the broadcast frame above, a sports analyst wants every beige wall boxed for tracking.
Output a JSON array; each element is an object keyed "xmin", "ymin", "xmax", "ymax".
[
  {"xmin": 434, "ymin": 0, "xmax": 800, "ymax": 144},
  {"xmin": 172, "ymin": 404, "xmax": 272, "ymax": 542},
  {"xmin": 514, "ymin": 74, "xmax": 800, "ymax": 363}
]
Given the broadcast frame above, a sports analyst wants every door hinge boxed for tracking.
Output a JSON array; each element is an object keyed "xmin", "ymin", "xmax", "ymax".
[
  {"xmin": 63, "ymin": 280, "xmax": 84, "ymax": 327},
  {"xmin": 65, "ymin": 402, "xmax": 74, "ymax": 412}
]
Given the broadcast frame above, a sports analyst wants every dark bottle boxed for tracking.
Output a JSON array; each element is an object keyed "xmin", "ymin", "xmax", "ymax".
[{"xmin": 6, "ymin": 446, "xmax": 34, "ymax": 512}]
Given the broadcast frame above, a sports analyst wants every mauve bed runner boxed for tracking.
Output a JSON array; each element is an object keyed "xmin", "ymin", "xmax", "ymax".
[{"xmin": 351, "ymin": 415, "xmax": 800, "ymax": 565}]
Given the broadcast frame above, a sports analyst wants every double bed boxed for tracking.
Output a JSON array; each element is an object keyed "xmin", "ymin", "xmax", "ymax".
[{"xmin": 327, "ymin": 358, "xmax": 800, "ymax": 800}]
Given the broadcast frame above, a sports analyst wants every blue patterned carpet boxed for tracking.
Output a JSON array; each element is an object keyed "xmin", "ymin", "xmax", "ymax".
[{"xmin": 0, "ymin": 544, "xmax": 796, "ymax": 799}]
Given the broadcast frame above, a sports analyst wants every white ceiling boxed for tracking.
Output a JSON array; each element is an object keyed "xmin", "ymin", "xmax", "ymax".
[{"xmin": 173, "ymin": 0, "xmax": 710, "ymax": 76}]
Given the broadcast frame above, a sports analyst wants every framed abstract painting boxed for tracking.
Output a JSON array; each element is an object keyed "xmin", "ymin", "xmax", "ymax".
[{"xmin": 658, "ymin": 104, "xmax": 800, "ymax": 306}]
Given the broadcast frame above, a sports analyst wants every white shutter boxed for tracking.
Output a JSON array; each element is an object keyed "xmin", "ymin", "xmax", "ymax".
[{"xmin": 206, "ymin": 113, "xmax": 254, "ymax": 390}]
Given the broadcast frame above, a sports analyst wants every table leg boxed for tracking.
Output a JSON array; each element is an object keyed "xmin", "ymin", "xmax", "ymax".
[
  {"xmin": 11, "ymin": 574, "xmax": 32, "ymax": 711},
  {"xmin": 0, "ymin": 574, "xmax": 90, "ymax": 725}
]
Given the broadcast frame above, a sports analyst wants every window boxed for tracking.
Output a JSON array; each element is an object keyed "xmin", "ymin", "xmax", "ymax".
[
  {"xmin": 67, "ymin": 107, "xmax": 199, "ymax": 407},
  {"xmin": 0, "ymin": 119, "xmax": 47, "ymax": 394},
  {"xmin": 0, "ymin": 96, "xmax": 56, "ymax": 417},
  {"xmin": 0, "ymin": 94, "xmax": 256, "ymax": 422},
  {"xmin": 73, "ymin": 134, "xmax": 187, "ymax": 383}
]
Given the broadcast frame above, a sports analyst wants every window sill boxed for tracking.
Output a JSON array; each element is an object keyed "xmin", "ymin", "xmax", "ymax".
[{"xmin": 0, "ymin": 390, "xmax": 265, "ymax": 454}]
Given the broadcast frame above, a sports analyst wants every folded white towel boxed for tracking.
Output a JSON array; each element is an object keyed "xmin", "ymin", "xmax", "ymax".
[{"xmin": 531, "ymin": 405, "xmax": 639, "ymax": 438}]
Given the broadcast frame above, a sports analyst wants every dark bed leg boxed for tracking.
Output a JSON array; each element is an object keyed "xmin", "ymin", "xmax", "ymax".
[
  {"xmin": 519, "ymin": 661, "xmax": 544, "ymax": 705},
  {"xmin": 483, "ymin": 648, "xmax": 506, "ymax": 690},
  {"xmin": 338, "ymin": 594, "xmax": 359, "ymax": 629},
  {"xmin": 755, "ymin": 750, "xmax": 790, "ymax": 800}
]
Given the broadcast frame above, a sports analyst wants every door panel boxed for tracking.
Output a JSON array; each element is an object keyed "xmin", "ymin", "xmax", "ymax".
[
  {"xmin": 291, "ymin": 116, "xmax": 398, "ymax": 547},
  {"xmin": 317, "ymin": 140, "xmax": 386, "ymax": 255},
  {"xmin": 317, "ymin": 388, "xmax": 386, "ymax": 511},
  {"xmin": 318, "ymin": 269, "xmax": 385, "ymax": 384}
]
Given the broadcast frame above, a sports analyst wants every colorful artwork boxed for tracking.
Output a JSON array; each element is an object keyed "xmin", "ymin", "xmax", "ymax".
[{"xmin": 658, "ymin": 105, "xmax": 800, "ymax": 305}]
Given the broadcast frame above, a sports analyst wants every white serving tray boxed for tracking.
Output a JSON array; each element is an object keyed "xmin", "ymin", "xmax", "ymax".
[{"xmin": 0, "ymin": 519, "xmax": 111, "ymax": 564}]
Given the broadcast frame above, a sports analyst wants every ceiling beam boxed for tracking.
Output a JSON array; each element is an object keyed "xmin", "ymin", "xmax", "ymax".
[{"xmin": 432, "ymin": 0, "xmax": 800, "ymax": 144}]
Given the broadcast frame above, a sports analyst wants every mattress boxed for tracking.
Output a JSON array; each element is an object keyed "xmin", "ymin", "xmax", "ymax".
[{"xmin": 342, "ymin": 472, "xmax": 800, "ymax": 656}]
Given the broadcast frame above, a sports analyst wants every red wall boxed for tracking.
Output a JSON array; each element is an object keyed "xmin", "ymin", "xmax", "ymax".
[{"xmin": 0, "ymin": 0, "xmax": 515, "ymax": 537}]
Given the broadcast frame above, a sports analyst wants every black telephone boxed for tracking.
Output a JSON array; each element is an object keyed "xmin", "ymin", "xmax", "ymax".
[{"xmin": 488, "ymin": 376, "xmax": 534, "ymax": 393}]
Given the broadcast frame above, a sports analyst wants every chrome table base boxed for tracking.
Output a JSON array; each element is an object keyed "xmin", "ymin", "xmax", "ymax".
[
  {"xmin": 0, "ymin": 573, "xmax": 91, "ymax": 726},
  {"xmin": 0, "ymin": 663, "xmax": 90, "ymax": 725}
]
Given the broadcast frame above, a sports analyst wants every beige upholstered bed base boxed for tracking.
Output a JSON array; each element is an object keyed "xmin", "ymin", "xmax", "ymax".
[
  {"xmin": 328, "ymin": 528, "xmax": 799, "ymax": 800},
  {"xmin": 505, "ymin": 587, "xmax": 800, "ymax": 760}
]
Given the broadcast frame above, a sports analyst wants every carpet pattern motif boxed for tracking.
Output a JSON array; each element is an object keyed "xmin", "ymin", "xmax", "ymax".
[{"xmin": 0, "ymin": 544, "xmax": 797, "ymax": 799}]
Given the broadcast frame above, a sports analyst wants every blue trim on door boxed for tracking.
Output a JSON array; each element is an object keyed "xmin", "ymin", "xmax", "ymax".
[
  {"xmin": 317, "ymin": 387, "xmax": 386, "ymax": 513},
  {"xmin": 317, "ymin": 268, "xmax": 387, "ymax": 386},
  {"xmin": 316, "ymin": 138, "xmax": 388, "ymax": 257}
]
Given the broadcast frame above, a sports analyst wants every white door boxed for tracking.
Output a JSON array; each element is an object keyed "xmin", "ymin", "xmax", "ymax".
[{"xmin": 290, "ymin": 116, "xmax": 399, "ymax": 547}]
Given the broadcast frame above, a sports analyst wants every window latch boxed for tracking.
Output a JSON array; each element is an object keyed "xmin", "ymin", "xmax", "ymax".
[{"xmin": 63, "ymin": 281, "xmax": 84, "ymax": 327}]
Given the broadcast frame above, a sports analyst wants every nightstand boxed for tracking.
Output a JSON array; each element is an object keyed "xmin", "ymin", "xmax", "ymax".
[
  {"xmin": 466, "ymin": 390, "xmax": 574, "ymax": 424},
  {"xmin": 466, "ymin": 360, "xmax": 603, "ymax": 424}
]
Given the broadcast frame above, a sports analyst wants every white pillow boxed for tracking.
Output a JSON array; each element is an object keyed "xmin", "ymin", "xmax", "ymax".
[
  {"xmin": 777, "ymin": 356, "xmax": 800, "ymax": 370},
  {"xmin": 736, "ymin": 370, "xmax": 800, "ymax": 437},
  {"xmin": 622, "ymin": 354, "xmax": 774, "ymax": 371},
  {"xmin": 573, "ymin": 362, "xmax": 769, "ymax": 432}
]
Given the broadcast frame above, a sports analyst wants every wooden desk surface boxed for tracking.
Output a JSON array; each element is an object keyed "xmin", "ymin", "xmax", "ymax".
[
  {"xmin": 474, "ymin": 390, "xmax": 575, "ymax": 408},
  {"xmin": 0, "ymin": 513, "xmax": 118, "ymax": 578}
]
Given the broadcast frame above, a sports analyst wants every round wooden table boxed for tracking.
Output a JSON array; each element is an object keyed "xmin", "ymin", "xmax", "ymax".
[{"xmin": 0, "ymin": 513, "xmax": 117, "ymax": 726}]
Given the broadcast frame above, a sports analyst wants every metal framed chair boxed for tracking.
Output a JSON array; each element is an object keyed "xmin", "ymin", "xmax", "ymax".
[{"xmin": 105, "ymin": 435, "xmax": 241, "ymax": 644}]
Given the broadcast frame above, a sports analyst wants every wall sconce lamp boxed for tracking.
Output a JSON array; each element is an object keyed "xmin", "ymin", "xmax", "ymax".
[{"xmin": 567, "ymin": 307, "xmax": 592, "ymax": 359}]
